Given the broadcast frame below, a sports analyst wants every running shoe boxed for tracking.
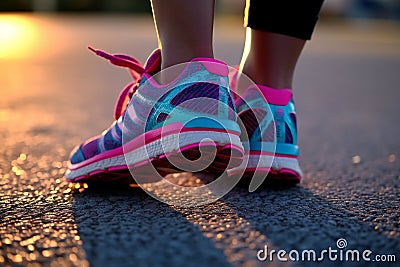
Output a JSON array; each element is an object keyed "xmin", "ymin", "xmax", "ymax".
[
  {"xmin": 231, "ymin": 84, "xmax": 302, "ymax": 184},
  {"xmin": 66, "ymin": 47, "xmax": 243, "ymax": 182}
]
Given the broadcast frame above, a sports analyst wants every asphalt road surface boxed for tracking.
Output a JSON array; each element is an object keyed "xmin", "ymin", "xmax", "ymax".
[{"xmin": 0, "ymin": 14, "xmax": 399, "ymax": 267}]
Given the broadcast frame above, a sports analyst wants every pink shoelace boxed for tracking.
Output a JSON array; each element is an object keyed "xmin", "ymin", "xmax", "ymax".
[{"xmin": 88, "ymin": 47, "xmax": 145, "ymax": 120}]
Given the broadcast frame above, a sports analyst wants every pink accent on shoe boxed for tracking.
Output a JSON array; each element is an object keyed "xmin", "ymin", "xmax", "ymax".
[
  {"xmin": 248, "ymin": 151, "xmax": 276, "ymax": 156},
  {"xmin": 131, "ymin": 158, "xmax": 152, "ymax": 168},
  {"xmin": 89, "ymin": 47, "xmax": 157, "ymax": 120},
  {"xmin": 144, "ymin": 58, "xmax": 228, "ymax": 89},
  {"xmin": 218, "ymin": 143, "xmax": 244, "ymax": 155},
  {"xmin": 108, "ymin": 165, "xmax": 129, "ymax": 171},
  {"xmin": 257, "ymin": 85, "xmax": 292, "ymax": 106},
  {"xmin": 180, "ymin": 127, "xmax": 240, "ymax": 135},
  {"xmin": 193, "ymin": 58, "xmax": 229, "ymax": 76},
  {"xmin": 74, "ymin": 175, "xmax": 89, "ymax": 181},
  {"xmin": 88, "ymin": 46, "xmax": 145, "ymax": 76},
  {"xmin": 279, "ymin": 169, "xmax": 300, "ymax": 177},
  {"xmin": 238, "ymin": 85, "xmax": 292, "ymax": 106},
  {"xmin": 114, "ymin": 82, "xmax": 136, "ymax": 120},
  {"xmin": 89, "ymin": 170, "xmax": 107, "ymax": 176},
  {"xmin": 278, "ymin": 169, "xmax": 302, "ymax": 182},
  {"xmin": 143, "ymin": 48, "xmax": 162, "ymax": 74},
  {"xmin": 143, "ymin": 50, "xmax": 228, "ymax": 77},
  {"xmin": 228, "ymin": 65, "xmax": 240, "ymax": 92}
]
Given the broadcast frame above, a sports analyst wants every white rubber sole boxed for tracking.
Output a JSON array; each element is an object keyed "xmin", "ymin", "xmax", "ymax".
[
  {"xmin": 66, "ymin": 131, "xmax": 243, "ymax": 181},
  {"xmin": 228, "ymin": 153, "xmax": 302, "ymax": 178}
]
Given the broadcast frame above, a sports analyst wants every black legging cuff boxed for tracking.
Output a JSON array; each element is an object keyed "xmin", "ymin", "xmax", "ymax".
[{"xmin": 244, "ymin": 0, "xmax": 325, "ymax": 40}]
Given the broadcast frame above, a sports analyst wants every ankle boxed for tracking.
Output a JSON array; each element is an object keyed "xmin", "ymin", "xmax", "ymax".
[
  {"xmin": 241, "ymin": 63, "xmax": 293, "ymax": 90},
  {"xmin": 161, "ymin": 47, "xmax": 213, "ymax": 70},
  {"xmin": 158, "ymin": 48, "xmax": 214, "ymax": 84}
]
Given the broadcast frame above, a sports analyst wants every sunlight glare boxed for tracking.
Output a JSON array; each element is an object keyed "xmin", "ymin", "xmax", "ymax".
[{"xmin": 0, "ymin": 15, "xmax": 38, "ymax": 59}]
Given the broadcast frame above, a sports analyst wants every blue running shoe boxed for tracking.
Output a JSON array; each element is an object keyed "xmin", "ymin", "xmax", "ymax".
[
  {"xmin": 231, "ymin": 84, "xmax": 302, "ymax": 184},
  {"xmin": 66, "ymin": 48, "xmax": 243, "ymax": 182}
]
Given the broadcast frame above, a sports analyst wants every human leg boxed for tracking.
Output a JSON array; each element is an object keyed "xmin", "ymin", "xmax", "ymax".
[
  {"xmin": 240, "ymin": 0, "xmax": 324, "ymax": 89},
  {"xmin": 150, "ymin": 0, "xmax": 215, "ymax": 70},
  {"xmin": 232, "ymin": 0, "xmax": 324, "ymax": 184},
  {"xmin": 239, "ymin": 29, "xmax": 305, "ymax": 89}
]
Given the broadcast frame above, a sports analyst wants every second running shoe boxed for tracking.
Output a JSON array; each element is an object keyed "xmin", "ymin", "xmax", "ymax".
[{"xmin": 230, "ymin": 84, "xmax": 302, "ymax": 185}]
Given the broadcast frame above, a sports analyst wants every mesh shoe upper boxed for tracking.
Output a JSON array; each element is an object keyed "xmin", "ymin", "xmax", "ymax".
[
  {"xmin": 236, "ymin": 85, "xmax": 299, "ymax": 156},
  {"xmin": 70, "ymin": 48, "xmax": 236, "ymax": 165}
]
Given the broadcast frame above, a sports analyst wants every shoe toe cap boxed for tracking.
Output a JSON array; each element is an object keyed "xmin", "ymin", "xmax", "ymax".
[{"xmin": 69, "ymin": 137, "xmax": 100, "ymax": 164}]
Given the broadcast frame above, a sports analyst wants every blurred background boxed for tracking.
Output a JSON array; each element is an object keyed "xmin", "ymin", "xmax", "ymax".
[{"xmin": 0, "ymin": 0, "xmax": 400, "ymax": 19}]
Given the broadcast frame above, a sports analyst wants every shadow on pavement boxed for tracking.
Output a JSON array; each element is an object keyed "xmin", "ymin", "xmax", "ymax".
[
  {"xmin": 72, "ymin": 178, "xmax": 399, "ymax": 267},
  {"xmin": 71, "ymin": 183, "xmax": 232, "ymax": 267},
  {"xmin": 222, "ymin": 185, "xmax": 400, "ymax": 266}
]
